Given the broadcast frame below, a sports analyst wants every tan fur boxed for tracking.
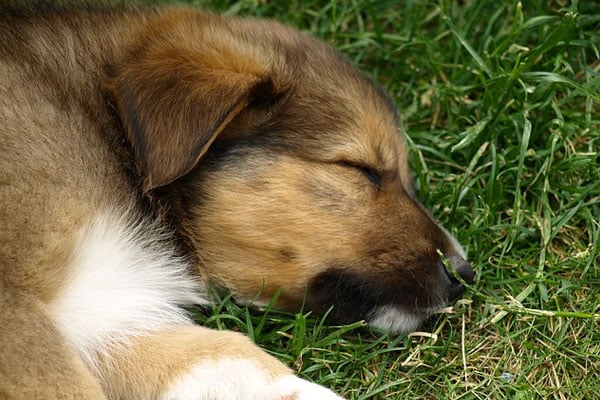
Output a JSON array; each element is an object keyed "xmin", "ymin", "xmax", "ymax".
[
  {"xmin": 99, "ymin": 326, "xmax": 291, "ymax": 399},
  {"xmin": 0, "ymin": 3, "xmax": 472, "ymax": 398},
  {"xmin": 0, "ymin": 293, "xmax": 106, "ymax": 399}
]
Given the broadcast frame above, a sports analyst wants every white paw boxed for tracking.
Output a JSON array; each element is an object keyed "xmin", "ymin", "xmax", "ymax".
[
  {"xmin": 163, "ymin": 358, "xmax": 345, "ymax": 400},
  {"xmin": 268, "ymin": 375, "xmax": 345, "ymax": 400}
]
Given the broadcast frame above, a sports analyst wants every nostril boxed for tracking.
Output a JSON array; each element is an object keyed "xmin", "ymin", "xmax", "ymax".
[{"xmin": 444, "ymin": 256, "xmax": 475, "ymax": 285}]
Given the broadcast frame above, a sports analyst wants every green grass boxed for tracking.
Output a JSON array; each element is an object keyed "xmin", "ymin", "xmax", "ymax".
[{"xmin": 176, "ymin": 0, "xmax": 600, "ymax": 398}]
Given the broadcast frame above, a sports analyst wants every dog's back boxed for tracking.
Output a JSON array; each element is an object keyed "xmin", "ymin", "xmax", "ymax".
[{"xmin": 1, "ymin": 7, "xmax": 134, "ymax": 283}]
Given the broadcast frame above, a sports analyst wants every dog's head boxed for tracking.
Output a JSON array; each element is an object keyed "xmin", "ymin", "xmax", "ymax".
[{"xmin": 109, "ymin": 9, "xmax": 474, "ymax": 334}]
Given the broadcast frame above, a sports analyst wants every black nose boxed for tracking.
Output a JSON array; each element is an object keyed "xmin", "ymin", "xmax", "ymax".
[
  {"xmin": 443, "ymin": 256, "xmax": 475, "ymax": 301},
  {"xmin": 447, "ymin": 256, "xmax": 475, "ymax": 284}
]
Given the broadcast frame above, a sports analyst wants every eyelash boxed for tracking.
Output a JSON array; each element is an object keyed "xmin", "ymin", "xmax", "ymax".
[{"xmin": 339, "ymin": 161, "xmax": 383, "ymax": 188}]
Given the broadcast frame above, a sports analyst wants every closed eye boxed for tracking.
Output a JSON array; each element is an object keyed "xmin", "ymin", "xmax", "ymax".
[{"xmin": 339, "ymin": 161, "xmax": 383, "ymax": 188}]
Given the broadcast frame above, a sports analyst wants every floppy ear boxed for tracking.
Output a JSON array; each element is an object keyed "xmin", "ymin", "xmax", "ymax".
[{"xmin": 108, "ymin": 47, "xmax": 279, "ymax": 192}]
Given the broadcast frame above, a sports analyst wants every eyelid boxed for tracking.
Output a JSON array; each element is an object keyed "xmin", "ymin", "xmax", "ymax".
[{"xmin": 338, "ymin": 160, "xmax": 383, "ymax": 188}]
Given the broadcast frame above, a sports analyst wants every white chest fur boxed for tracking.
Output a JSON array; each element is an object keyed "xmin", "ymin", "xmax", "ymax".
[{"xmin": 49, "ymin": 208, "xmax": 208, "ymax": 370}]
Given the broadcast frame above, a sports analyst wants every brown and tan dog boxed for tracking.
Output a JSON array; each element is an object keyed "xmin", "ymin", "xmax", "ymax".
[{"xmin": 0, "ymin": 3, "xmax": 474, "ymax": 399}]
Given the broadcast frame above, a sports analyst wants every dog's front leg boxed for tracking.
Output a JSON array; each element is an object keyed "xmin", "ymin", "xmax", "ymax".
[{"xmin": 98, "ymin": 325, "xmax": 345, "ymax": 400}]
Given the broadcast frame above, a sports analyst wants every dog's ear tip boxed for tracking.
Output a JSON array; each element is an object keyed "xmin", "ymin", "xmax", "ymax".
[
  {"xmin": 142, "ymin": 177, "xmax": 159, "ymax": 193},
  {"xmin": 141, "ymin": 159, "xmax": 197, "ymax": 192},
  {"xmin": 141, "ymin": 173, "xmax": 160, "ymax": 193},
  {"xmin": 142, "ymin": 180, "xmax": 153, "ymax": 194}
]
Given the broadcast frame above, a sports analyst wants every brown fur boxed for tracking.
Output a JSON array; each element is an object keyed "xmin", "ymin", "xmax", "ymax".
[
  {"xmin": 100, "ymin": 326, "xmax": 291, "ymax": 398},
  {"xmin": 0, "ymin": 3, "xmax": 472, "ymax": 398},
  {"xmin": 0, "ymin": 293, "xmax": 106, "ymax": 399}
]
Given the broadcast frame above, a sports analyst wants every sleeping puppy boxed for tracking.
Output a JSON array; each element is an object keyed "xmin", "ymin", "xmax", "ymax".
[{"xmin": 0, "ymin": 3, "xmax": 474, "ymax": 399}]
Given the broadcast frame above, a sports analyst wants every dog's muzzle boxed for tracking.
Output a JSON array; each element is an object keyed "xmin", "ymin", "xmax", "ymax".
[{"xmin": 443, "ymin": 255, "xmax": 475, "ymax": 302}]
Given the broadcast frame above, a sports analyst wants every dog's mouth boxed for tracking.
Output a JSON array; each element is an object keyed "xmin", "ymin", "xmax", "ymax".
[{"xmin": 305, "ymin": 258, "xmax": 474, "ymax": 334}]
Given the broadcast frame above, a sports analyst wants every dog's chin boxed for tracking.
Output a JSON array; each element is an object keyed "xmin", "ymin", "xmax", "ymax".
[
  {"xmin": 366, "ymin": 305, "xmax": 431, "ymax": 334},
  {"xmin": 234, "ymin": 292, "xmax": 439, "ymax": 335}
]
